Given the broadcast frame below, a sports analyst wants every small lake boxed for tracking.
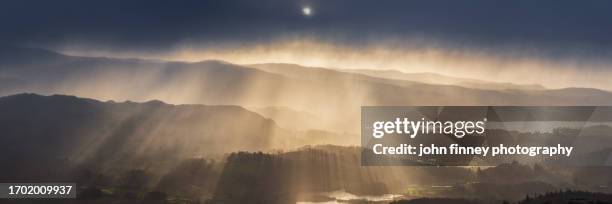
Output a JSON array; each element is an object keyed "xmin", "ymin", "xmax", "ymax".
[{"xmin": 296, "ymin": 190, "xmax": 404, "ymax": 203}]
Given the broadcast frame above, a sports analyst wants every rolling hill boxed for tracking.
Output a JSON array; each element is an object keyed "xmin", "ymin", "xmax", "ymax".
[
  {"xmin": 3, "ymin": 46, "xmax": 612, "ymax": 135},
  {"xmin": 0, "ymin": 93, "xmax": 282, "ymax": 179},
  {"xmin": 340, "ymin": 68, "xmax": 546, "ymax": 91}
]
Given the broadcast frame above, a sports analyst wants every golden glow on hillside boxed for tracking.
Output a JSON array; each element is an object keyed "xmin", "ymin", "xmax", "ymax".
[{"xmin": 59, "ymin": 38, "xmax": 612, "ymax": 91}]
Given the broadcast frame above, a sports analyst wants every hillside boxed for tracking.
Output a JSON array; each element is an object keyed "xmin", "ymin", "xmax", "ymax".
[
  {"xmin": 341, "ymin": 68, "xmax": 546, "ymax": 91},
  {"xmin": 3, "ymin": 46, "xmax": 612, "ymax": 135},
  {"xmin": 0, "ymin": 93, "xmax": 281, "ymax": 180}
]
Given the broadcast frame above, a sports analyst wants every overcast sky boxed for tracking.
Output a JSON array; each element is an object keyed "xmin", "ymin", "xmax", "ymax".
[
  {"xmin": 2, "ymin": 0, "xmax": 612, "ymax": 55},
  {"xmin": 2, "ymin": 0, "xmax": 612, "ymax": 89}
]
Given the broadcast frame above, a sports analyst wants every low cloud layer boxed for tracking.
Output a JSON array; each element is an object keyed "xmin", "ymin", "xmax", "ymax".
[
  {"xmin": 3, "ymin": 0, "xmax": 612, "ymax": 90},
  {"xmin": 3, "ymin": 0, "xmax": 612, "ymax": 55}
]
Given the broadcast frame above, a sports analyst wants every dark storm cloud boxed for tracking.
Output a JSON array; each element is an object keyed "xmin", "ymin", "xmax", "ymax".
[{"xmin": 2, "ymin": 0, "xmax": 612, "ymax": 56}]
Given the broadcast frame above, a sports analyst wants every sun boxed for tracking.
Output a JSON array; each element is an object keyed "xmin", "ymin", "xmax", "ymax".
[{"xmin": 302, "ymin": 6, "xmax": 312, "ymax": 17}]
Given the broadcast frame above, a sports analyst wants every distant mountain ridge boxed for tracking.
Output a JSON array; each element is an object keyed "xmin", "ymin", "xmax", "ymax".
[
  {"xmin": 253, "ymin": 63, "xmax": 546, "ymax": 91},
  {"xmin": 3, "ymin": 46, "xmax": 612, "ymax": 135}
]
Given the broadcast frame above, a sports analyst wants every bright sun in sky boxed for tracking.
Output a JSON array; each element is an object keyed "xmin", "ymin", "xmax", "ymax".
[{"xmin": 302, "ymin": 7, "xmax": 312, "ymax": 16}]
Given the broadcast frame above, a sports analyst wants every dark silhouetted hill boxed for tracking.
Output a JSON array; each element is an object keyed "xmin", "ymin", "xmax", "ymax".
[{"xmin": 0, "ymin": 93, "xmax": 279, "ymax": 181}]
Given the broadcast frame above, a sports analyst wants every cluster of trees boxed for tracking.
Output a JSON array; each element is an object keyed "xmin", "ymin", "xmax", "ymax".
[{"xmin": 2, "ymin": 143, "xmax": 611, "ymax": 203}]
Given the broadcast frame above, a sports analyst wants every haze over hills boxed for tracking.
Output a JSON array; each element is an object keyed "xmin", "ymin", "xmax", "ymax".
[
  {"xmin": 251, "ymin": 63, "xmax": 546, "ymax": 91},
  {"xmin": 3, "ymin": 46, "xmax": 612, "ymax": 105},
  {"xmin": 0, "ymin": 94, "xmax": 610, "ymax": 201},
  {"xmin": 0, "ymin": 93, "xmax": 281, "ymax": 176},
  {"xmin": 0, "ymin": 93, "xmax": 360, "ymax": 167},
  {"xmin": 4, "ymin": 0, "xmax": 612, "ymax": 202},
  {"xmin": 249, "ymin": 106, "xmax": 331, "ymax": 131},
  {"xmin": 3, "ymin": 45, "xmax": 612, "ymax": 135},
  {"xmin": 340, "ymin": 68, "xmax": 547, "ymax": 91},
  {"xmin": 248, "ymin": 62, "xmax": 609, "ymax": 103},
  {"xmin": 1, "ymin": 46, "xmax": 612, "ymax": 202}
]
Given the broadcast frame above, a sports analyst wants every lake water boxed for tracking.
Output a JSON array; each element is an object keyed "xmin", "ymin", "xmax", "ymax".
[{"xmin": 296, "ymin": 190, "xmax": 404, "ymax": 203}]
